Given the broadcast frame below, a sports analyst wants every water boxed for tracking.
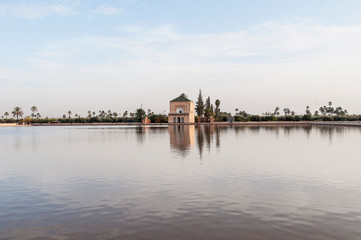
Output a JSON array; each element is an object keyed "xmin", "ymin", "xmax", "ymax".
[{"xmin": 1, "ymin": 125, "xmax": 361, "ymax": 240}]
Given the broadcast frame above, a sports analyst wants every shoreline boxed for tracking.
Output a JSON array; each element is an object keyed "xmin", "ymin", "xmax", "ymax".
[
  {"xmin": 2, "ymin": 121, "xmax": 361, "ymax": 128},
  {"xmin": 0, "ymin": 123, "xmax": 30, "ymax": 127},
  {"xmin": 23, "ymin": 121, "xmax": 361, "ymax": 127}
]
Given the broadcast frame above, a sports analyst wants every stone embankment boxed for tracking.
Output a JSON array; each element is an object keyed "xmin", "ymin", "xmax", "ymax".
[
  {"xmin": 0, "ymin": 123, "xmax": 18, "ymax": 127},
  {"xmin": 197, "ymin": 121, "xmax": 311, "ymax": 126},
  {"xmin": 310, "ymin": 121, "xmax": 361, "ymax": 127},
  {"xmin": 7, "ymin": 121, "xmax": 361, "ymax": 127}
]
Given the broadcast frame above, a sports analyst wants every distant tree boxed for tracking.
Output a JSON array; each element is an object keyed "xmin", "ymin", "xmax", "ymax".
[
  {"xmin": 62, "ymin": 114, "xmax": 66, "ymax": 119},
  {"xmin": 88, "ymin": 111, "xmax": 91, "ymax": 118},
  {"xmin": 327, "ymin": 101, "xmax": 333, "ymax": 115},
  {"xmin": 23, "ymin": 116, "xmax": 32, "ymax": 124},
  {"xmin": 205, "ymin": 97, "xmax": 211, "ymax": 109},
  {"xmin": 135, "ymin": 108, "xmax": 146, "ymax": 122},
  {"xmin": 306, "ymin": 106, "xmax": 311, "ymax": 115},
  {"xmin": 92, "ymin": 111, "xmax": 96, "ymax": 117},
  {"xmin": 195, "ymin": 89, "xmax": 205, "ymax": 117},
  {"xmin": 31, "ymin": 106, "xmax": 38, "ymax": 118},
  {"xmin": 204, "ymin": 108, "xmax": 212, "ymax": 117},
  {"xmin": 12, "ymin": 106, "xmax": 23, "ymax": 121},
  {"xmin": 215, "ymin": 99, "xmax": 221, "ymax": 119},
  {"xmin": 4, "ymin": 112, "xmax": 9, "ymax": 119},
  {"xmin": 107, "ymin": 110, "xmax": 112, "ymax": 118},
  {"xmin": 68, "ymin": 111, "xmax": 72, "ymax": 118},
  {"xmin": 100, "ymin": 110, "xmax": 105, "ymax": 118},
  {"xmin": 203, "ymin": 96, "xmax": 212, "ymax": 117},
  {"xmin": 263, "ymin": 110, "xmax": 272, "ymax": 116},
  {"xmin": 113, "ymin": 112, "xmax": 118, "ymax": 118},
  {"xmin": 238, "ymin": 110, "xmax": 249, "ymax": 117},
  {"xmin": 235, "ymin": 108, "xmax": 239, "ymax": 115},
  {"xmin": 123, "ymin": 110, "xmax": 128, "ymax": 118},
  {"xmin": 274, "ymin": 107, "xmax": 280, "ymax": 116},
  {"xmin": 283, "ymin": 108, "xmax": 291, "ymax": 116},
  {"xmin": 314, "ymin": 111, "xmax": 319, "ymax": 116}
]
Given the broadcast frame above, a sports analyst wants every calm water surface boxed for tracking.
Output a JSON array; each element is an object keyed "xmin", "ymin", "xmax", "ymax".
[{"xmin": 1, "ymin": 125, "xmax": 361, "ymax": 239}]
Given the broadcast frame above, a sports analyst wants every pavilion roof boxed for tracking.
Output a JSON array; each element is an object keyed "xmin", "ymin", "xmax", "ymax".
[{"xmin": 170, "ymin": 94, "xmax": 192, "ymax": 102}]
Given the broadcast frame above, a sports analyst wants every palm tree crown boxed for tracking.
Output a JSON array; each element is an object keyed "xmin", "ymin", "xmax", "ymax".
[{"xmin": 12, "ymin": 107, "xmax": 23, "ymax": 121}]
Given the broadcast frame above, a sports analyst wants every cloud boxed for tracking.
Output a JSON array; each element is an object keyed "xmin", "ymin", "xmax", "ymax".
[
  {"xmin": 0, "ymin": 1, "xmax": 78, "ymax": 19},
  {"xmin": 33, "ymin": 22, "xmax": 361, "ymax": 66},
  {"xmin": 2, "ymin": 21, "xmax": 361, "ymax": 115},
  {"xmin": 92, "ymin": 4, "xmax": 124, "ymax": 16}
]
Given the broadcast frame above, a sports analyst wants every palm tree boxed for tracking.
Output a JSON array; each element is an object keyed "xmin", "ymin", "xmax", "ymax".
[
  {"xmin": 31, "ymin": 106, "xmax": 38, "ymax": 118},
  {"xmin": 92, "ymin": 111, "xmax": 96, "ymax": 117},
  {"xmin": 100, "ymin": 110, "xmax": 105, "ymax": 118},
  {"xmin": 274, "ymin": 107, "xmax": 280, "ymax": 116},
  {"xmin": 123, "ymin": 110, "xmax": 128, "ymax": 118},
  {"xmin": 12, "ymin": 107, "xmax": 23, "ymax": 121},
  {"xmin": 88, "ymin": 111, "xmax": 91, "ymax": 118},
  {"xmin": 327, "ymin": 101, "xmax": 334, "ymax": 115},
  {"xmin": 68, "ymin": 111, "xmax": 72, "ymax": 118},
  {"xmin": 235, "ymin": 108, "xmax": 239, "ymax": 115},
  {"xmin": 4, "ymin": 112, "xmax": 9, "ymax": 119},
  {"xmin": 215, "ymin": 99, "xmax": 221, "ymax": 119},
  {"xmin": 319, "ymin": 107, "xmax": 325, "ymax": 115}
]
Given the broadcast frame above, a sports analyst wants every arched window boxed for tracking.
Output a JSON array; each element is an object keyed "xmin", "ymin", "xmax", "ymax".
[
  {"xmin": 176, "ymin": 107, "xmax": 184, "ymax": 114},
  {"xmin": 173, "ymin": 117, "xmax": 176, "ymax": 123},
  {"xmin": 181, "ymin": 117, "xmax": 184, "ymax": 123}
]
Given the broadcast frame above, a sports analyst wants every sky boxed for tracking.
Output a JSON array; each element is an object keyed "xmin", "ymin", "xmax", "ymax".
[{"xmin": 1, "ymin": 0, "xmax": 361, "ymax": 117}]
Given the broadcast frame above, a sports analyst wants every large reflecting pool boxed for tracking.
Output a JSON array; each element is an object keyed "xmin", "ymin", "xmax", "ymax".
[{"xmin": 1, "ymin": 125, "xmax": 361, "ymax": 239}]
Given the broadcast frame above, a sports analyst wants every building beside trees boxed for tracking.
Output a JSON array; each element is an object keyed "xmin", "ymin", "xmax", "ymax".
[{"xmin": 168, "ymin": 94, "xmax": 195, "ymax": 124}]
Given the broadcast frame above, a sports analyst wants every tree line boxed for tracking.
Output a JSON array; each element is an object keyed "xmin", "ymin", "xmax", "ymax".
[
  {"xmin": 1, "ymin": 97, "xmax": 357, "ymax": 124},
  {"xmin": 195, "ymin": 89, "xmax": 355, "ymax": 122},
  {"xmin": 1, "ymin": 106, "xmax": 168, "ymax": 124}
]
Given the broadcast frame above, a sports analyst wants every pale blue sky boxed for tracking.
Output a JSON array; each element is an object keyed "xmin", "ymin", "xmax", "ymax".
[{"xmin": 1, "ymin": 0, "xmax": 361, "ymax": 116}]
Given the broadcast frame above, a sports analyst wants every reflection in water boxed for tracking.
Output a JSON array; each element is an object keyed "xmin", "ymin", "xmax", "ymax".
[
  {"xmin": 169, "ymin": 125, "xmax": 195, "ymax": 157},
  {"xmin": 195, "ymin": 125, "xmax": 222, "ymax": 159},
  {"xmin": 1, "ymin": 125, "xmax": 361, "ymax": 240}
]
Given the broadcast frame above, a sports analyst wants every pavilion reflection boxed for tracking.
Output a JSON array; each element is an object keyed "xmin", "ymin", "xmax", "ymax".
[
  {"xmin": 168, "ymin": 125, "xmax": 195, "ymax": 157},
  {"xmin": 168, "ymin": 125, "xmax": 225, "ymax": 158}
]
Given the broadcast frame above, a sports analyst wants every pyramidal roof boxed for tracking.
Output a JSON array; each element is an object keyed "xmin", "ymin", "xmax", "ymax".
[{"xmin": 170, "ymin": 93, "xmax": 192, "ymax": 102}]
